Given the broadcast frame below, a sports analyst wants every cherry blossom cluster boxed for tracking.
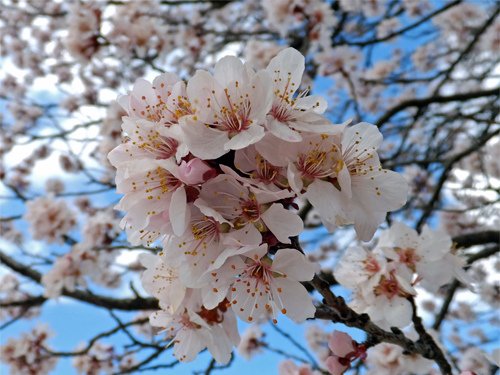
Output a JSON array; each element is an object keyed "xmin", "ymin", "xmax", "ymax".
[
  {"xmin": 23, "ymin": 195, "xmax": 76, "ymax": 244},
  {"xmin": 109, "ymin": 47, "xmax": 408, "ymax": 364},
  {"xmin": 277, "ymin": 327, "xmax": 432, "ymax": 375},
  {"xmin": 278, "ymin": 325, "xmax": 499, "ymax": 375},
  {"xmin": 0, "ymin": 274, "xmax": 40, "ymax": 322},
  {"xmin": 0, "ymin": 325, "xmax": 57, "ymax": 375},
  {"xmin": 41, "ymin": 243, "xmax": 121, "ymax": 298},
  {"xmin": 334, "ymin": 222, "xmax": 472, "ymax": 329},
  {"xmin": 73, "ymin": 342, "xmax": 136, "ymax": 375}
]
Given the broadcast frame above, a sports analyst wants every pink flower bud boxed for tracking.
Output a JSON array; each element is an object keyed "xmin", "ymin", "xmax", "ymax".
[
  {"xmin": 177, "ymin": 158, "xmax": 216, "ymax": 185},
  {"xmin": 325, "ymin": 331, "xmax": 365, "ymax": 375},
  {"xmin": 328, "ymin": 331, "xmax": 355, "ymax": 358},
  {"xmin": 325, "ymin": 356, "xmax": 348, "ymax": 375}
]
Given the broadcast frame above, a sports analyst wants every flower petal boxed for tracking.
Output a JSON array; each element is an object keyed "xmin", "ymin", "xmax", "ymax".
[
  {"xmin": 273, "ymin": 248, "xmax": 317, "ymax": 281},
  {"xmin": 272, "ymin": 277, "xmax": 316, "ymax": 322},
  {"xmin": 305, "ymin": 179, "xmax": 351, "ymax": 232},
  {"xmin": 266, "ymin": 47, "xmax": 304, "ymax": 95},
  {"xmin": 181, "ymin": 117, "xmax": 229, "ymax": 159},
  {"xmin": 266, "ymin": 117, "xmax": 303, "ymax": 142},
  {"xmin": 261, "ymin": 203, "xmax": 303, "ymax": 244},
  {"xmin": 169, "ymin": 186, "xmax": 188, "ymax": 236},
  {"xmin": 224, "ymin": 124, "xmax": 265, "ymax": 151},
  {"xmin": 328, "ymin": 330, "xmax": 355, "ymax": 358}
]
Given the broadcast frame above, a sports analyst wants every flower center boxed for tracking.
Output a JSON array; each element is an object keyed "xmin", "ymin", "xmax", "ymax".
[
  {"xmin": 171, "ymin": 95, "xmax": 193, "ymax": 120},
  {"xmin": 240, "ymin": 198, "xmax": 261, "ymax": 222},
  {"xmin": 210, "ymin": 85, "xmax": 253, "ymax": 136},
  {"xmin": 197, "ymin": 299, "xmax": 230, "ymax": 325},
  {"xmin": 142, "ymin": 167, "xmax": 182, "ymax": 201},
  {"xmin": 191, "ymin": 217, "xmax": 220, "ymax": 242},
  {"xmin": 179, "ymin": 313, "xmax": 201, "ymax": 330},
  {"xmin": 137, "ymin": 131, "xmax": 178, "ymax": 160},
  {"xmin": 396, "ymin": 247, "xmax": 420, "ymax": 271},
  {"xmin": 296, "ymin": 145, "xmax": 342, "ymax": 180},
  {"xmin": 251, "ymin": 155, "xmax": 281, "ymax": 184},
  {"xmin": 374, "ymin": 273, "xmax": 407, "ymax": 299},
  {"xmin": 363, "ymin": 256, "xmax": 381, "ymax": 274},
  {"xmin": 137, "ymin": 93, "xmax": 193, "ymax": 125}
]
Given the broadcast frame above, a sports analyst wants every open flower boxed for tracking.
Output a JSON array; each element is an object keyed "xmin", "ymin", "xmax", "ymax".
[
  {"xmin": 108, "ymin": 117, "xmax": 187, "ymax": 164},
  {"xmin": 334, "ymin": 246, "xmax": 386, "ymax": 291},
  {"xmin": 205, "ymin": 245, "xmax": 317, "ymax": 323},
  {"xmin": 181, "ymin": 56, "xmax": 273, "ymax": 159},
  {"xmin": 150, "ymin": 300, "xmax": 239, "ymax": 364},
  {"xmin": 113, "ymin": 158, "xmax": 193, "ymax": 244},
  {"xmin": 377, "ymin": 221, "xmax": 473, "ymax": 292},
  {"xmin": 265, "ymin": 48, "xmax": 343, "ymax": 141},
  {"xmin": 195, "ymin": 174, "xmax": 303, "ymax": 244},
  {"xmin": 237, "ymin": 325, "xmax": 264, "ymax": 360},
  {"xmin": 234, "ymin": 145, "xmax": 288, "ymax": 189},
  {"xmin": 118, "ymin": 73, "xmax": 193, "ymax": 127},
  {"xmin": 350, "ymin": 267, "xmax": 416, "ymax": 329},
  {"xmin": 139, "ymin": 252, "xmax": 186, "ymax": 314},
  {"xmin": 113, "ymin": 73, "xmax": 192, "ymax": 163},
  {"xmin": 257, "ymin": 123, "xmax": 408, "ymax": 241},
  {"xmin": 163, "ymin": 204, "xmax": 262, "ymax": 288},
  {"xmin": 308, "ymin": 122, "xmax": 408, "ymax": 240}
]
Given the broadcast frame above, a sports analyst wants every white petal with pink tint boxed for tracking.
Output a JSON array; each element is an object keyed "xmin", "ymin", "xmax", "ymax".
[
  {"xmin": 261, "ymin": 203, "xmax": 303, "ymax": 244},
  {"xmin": 272, "ymin": 248, "xmax": 317, "ymax": 281},
  {"xmin": 266, "ymin": 117, "xmax": 303, "ymax": 142},
  {"xmin": 169, "ymin": 186, "xmax": 188, "ymax": 236},
  {"xmin": 305, "ymin": 179, "xmax": 351, "ymax": 232},
  {"xmin": 272, "ymin": 277, "xmax": 316, "ymax": 322},
  {"xmin": 177, "ymin": 158, "xmax": 215, "ymax": 185},
  {"xmin": 224, "ymin": 124, "xmax": 265, "ymax": 151},
  {"xmin": 181, "ymin": 117, "xmax": 229, "ymax": 159}
]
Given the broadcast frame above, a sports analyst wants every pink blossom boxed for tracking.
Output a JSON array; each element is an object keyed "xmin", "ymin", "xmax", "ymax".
[
  {"xmin": 112, "ymin": 158, "xmax": 192, "ymax": 241},
  {"xmin": 24, "ymin": 196, "xmax": 76, "ymax": 243},
  {"xmin": 257, "ymin": 123, "xmax": 408, "ymax": 241},
  {"xmin": 139, "ymin": 252, "xmax": 187, "ymax": 314},
  {"xmin": 264, "ymin": 48, "xmax": 342, "ymax": 142},
  {"xmin": 149, "ymin": 295, "xmax": 239, "ymax": 364},
  {"xmin": 378, "ymin": 221, "xmax": 473, "ymax": 292},
  {"xmin": 205, "ymin": 246, "xmax": 318, "ymax": 323},
  {"xmin": 182, "ymin": 55, "xmax": 273, "ymax": 159},
  {"xmin": 325, "ymin": 331, "xmax": 366, "ymax": 375},
  {"xmin": 163, "ymin": 203, "xmax": 262, "ymax": 288},
  {"xmin": 195, "ymin": 173, "xmax": 302, "ymax": 244},
  {"xmin": 177, "ymin": 158, "xmax": 216, "ymax": 185},
  {"xmin": 237, "ymin": 325, "xmax": 264, "ymax": 360},
  {"xmin": 0, "ymin": 325, "xmax": 57, "ymax": 375}
]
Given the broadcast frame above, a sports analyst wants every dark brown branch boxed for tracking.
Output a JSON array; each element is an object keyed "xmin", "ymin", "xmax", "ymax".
[
  {"xmin": 113, "ymin": 348, "xmax": 165, "ymax": 375},
  {"xmin": 0, "ymin": 250, "xmax": 158, "ymax": 311},
  {"xmin": 409, "ymin": 298, "xmax": 451, "ymax": 374},
  {"xmin": 453, "ymin": 231, "xmax": 499, "ymax": 249},
  {"xmin": 375, "ymin": 87, "xmax": 499, "ymax": 128},
  {"xmin": 0, "ymin": 309, "xmax": 30, "ymax": 330},
  {"xmin": 46, "ymin": 318, "xmax": 148, "ymax": 357},
  {"xmin": 0, "ymin": 296, "xmax": 46, "ymax": 309}
]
